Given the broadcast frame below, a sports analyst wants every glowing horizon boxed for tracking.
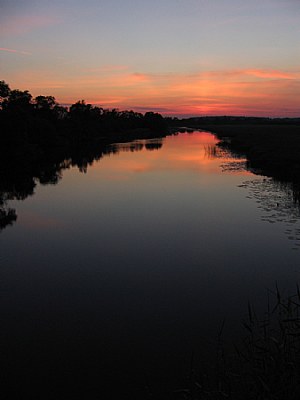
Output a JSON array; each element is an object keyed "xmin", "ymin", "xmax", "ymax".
[{"xmin": 1, "ymin": 1, "xmax": 299, "ymax": 117}]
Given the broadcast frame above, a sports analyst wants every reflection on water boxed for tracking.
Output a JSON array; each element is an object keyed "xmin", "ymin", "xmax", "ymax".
[
  {"xmin": 1, "ymin": 130, "xmax": 300, "ymax": 398},
  {"xmin": 2, "ymin": 131, "xmax": 299, "ymax": 235},
  {"xmin": 239, "ymin": 178, "xmax": 300, "ymax": 250},
  {"xmin": 2, "ymin": 133, "xmax": 249, "ymax": 232},
  {"xmin": 110, "ymin": 138, "xmax": 164, "ymax": 154},
  {"xmin": 203, "ymin": 141, "xmax": 249, "ymax": 174},
  {"xmin": 220, "ymin": 159, "xmax": 248, "ymax": 173},
  {"xmin": 0, "ymin": 138, "xmax": 165, "ymax": 231},
  {"xmin": 210, "ymin": 137, "xmax": 300, "ymax": 250}
]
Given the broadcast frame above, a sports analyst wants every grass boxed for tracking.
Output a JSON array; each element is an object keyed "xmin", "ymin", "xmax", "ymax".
[
  {"xmin": 196, "ymin": 124, "xmax": 300, "ymax": 183},
  {"xmin": 171, "ymin": 285, "xmax": 300, "ymax": 400}
]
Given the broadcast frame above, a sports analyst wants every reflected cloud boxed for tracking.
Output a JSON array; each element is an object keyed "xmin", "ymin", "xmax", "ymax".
[
  {"xmin": 1, "ymin": 131, "xmax": 300, "ymax": 234},
  {"xmin": 106, "ymin": 132, "xmax": 251, "ymax": 178}
]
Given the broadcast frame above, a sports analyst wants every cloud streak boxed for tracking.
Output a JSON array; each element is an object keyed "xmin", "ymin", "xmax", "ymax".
[
  {"xmin": 244, "ymin": 69, "xmax": 299, "ymax": 80},
  {"xmin": 0, "ymin": 47, "xmax": 31, "ymax": 55},
  {"xmin": 0, "ymin": 15, "xmax": 62, "ymax": 37},
  {"xmin": 7, "ymin": 67, "xmax": 300, "ymax": 117}
]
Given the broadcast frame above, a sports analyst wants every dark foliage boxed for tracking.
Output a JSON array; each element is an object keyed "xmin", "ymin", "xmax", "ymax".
[
  {"xmin": 0, "ymin": 80, "xmax": 169, "ymax": 230},
  {"xmin": 0, "ymin": 80, "xmax": 168, "ymax": 151}
]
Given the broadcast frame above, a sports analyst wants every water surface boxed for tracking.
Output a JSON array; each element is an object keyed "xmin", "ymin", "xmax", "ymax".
[{"xmin": 1, "ymin": 131, "xmax": 300, "ymax": 398}]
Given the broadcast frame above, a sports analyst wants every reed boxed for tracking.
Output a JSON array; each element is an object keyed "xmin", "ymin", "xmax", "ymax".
[{"xmin": 172, "ymin": 285, "xmax": 300, "ymax": 400}]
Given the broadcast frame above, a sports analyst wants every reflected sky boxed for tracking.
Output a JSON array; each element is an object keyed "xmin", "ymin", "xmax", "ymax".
[
  {"xmin": 2, "ymin": 131, "xmax": 300, "ymax": 398},
  {"xmin": 76, "ymin": 131, "xmax": 249, "ymax": 181}
]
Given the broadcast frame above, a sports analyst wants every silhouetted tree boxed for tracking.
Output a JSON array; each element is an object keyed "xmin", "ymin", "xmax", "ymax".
[
  {"xmin": 0, "ymin": 80, "xmax": 168, "ymax": 152},
  {"xmin": 144, "ymin": 112, "xmax": 167, "ymax": 132},
  {"xmin": 0, "ymin": 207, "xmax": 17, "ymax": 230},
  {"xmin": 0, "ymin": 80, "xmax": 11, "ymax": 108},
  {"xmin": 70, "ymin": 100, "xmax": 93, "ymax": 119},
  {"xmin": 53, "ymin": 105, "xmax": 68, "ymax": 120},
  {"xmin": 34, "ymin": 95, "xmax": 57, "ymax": 111},
  {"xmin": 3, "ymin": 89, "xmax": 33, "ymax": 112}
]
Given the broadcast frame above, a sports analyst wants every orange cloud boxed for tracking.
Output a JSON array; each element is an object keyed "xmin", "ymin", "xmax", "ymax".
[
  {"xmin": 197, "ymin": 68, "xmax": 299, "ymax": 80},
  {"xmin": 244, "ymin": 69, "xmax": 298, "ymax": 80},
  {"xmin": 7, "ymin": 67, "xmax": 300, "ymax": 117}
]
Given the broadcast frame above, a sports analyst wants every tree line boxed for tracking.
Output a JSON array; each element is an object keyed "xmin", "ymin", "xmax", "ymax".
[
  {"xmin": 0, "ymin": 80, "xmax": 167, "ymax": 151},
  {"xmin": 0, "ymin": 80, "xmax": 169, "ymax": 231}
]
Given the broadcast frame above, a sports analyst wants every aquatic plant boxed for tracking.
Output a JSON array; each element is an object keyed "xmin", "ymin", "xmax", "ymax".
[{"xmin": 171, "ymin": 285, "xmax": 300, "ymax": 400}]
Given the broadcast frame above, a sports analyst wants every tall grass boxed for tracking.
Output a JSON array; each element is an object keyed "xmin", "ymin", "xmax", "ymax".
[{"xmin": 172, "ymin": 286, "xmax": 300, "ymax": 400}]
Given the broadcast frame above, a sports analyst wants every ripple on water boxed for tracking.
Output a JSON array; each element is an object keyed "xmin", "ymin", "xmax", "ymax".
[{"xmin": 238, "ymin": 177, "xmax": 300, "ymax": 250}]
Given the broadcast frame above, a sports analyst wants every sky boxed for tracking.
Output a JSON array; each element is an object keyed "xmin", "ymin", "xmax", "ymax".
[{"xmin": 1, "ymin": 0, "xmax": 299, "ymax": 117}]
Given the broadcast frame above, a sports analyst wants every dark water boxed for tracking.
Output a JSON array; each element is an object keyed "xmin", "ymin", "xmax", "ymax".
[{"xmin": 1, "ymin": 131, "xmax": 300, "ymax": 398}]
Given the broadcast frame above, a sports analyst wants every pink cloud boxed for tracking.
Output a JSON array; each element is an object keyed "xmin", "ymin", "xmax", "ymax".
[
  {"xmin": 0, "ymin": 15, "xmax": 62, "ymax": 37},
  {"xmin": 0, "ymin": 47, "xmax": 31, "ymax": 55}
]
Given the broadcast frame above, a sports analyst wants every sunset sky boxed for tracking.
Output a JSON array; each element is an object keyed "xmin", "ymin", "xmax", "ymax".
[{"xmin": 1, "ymin": 0, "xmax": 299, "ymax": 117}]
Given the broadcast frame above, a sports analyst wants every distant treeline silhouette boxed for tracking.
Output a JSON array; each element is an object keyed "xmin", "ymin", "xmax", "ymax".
[
  {"xmin": 0, "ymin": 80, "xmax": 168, "ymax": 151},
  {"xmin": 0, "ymin": 80, "xmax": 170, "ymax": 231},
  {"xmin": 165, "ymin": 115, "xmax": 300, "ymax": 127}
]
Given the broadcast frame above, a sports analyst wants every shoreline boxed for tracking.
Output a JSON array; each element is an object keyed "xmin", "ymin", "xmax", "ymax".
[{"xmin": 192, "ymin": 123, "xmax": 300, "ymax": 183}]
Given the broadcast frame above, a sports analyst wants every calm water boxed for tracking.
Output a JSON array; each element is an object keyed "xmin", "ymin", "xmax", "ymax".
[{"xmin": 2, "ymin": 131, "xmax": 300, "ymax": 398}]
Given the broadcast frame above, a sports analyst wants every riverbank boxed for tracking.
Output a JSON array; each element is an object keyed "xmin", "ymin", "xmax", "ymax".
[{"xmin": 192, "ymin": 123, "xmax": 300, "ymax": 183}]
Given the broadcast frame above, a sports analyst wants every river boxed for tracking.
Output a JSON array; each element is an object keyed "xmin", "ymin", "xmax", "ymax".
[{"xmin": 1, "ymin": 131, "xmax": 300, "ymax": 398}]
